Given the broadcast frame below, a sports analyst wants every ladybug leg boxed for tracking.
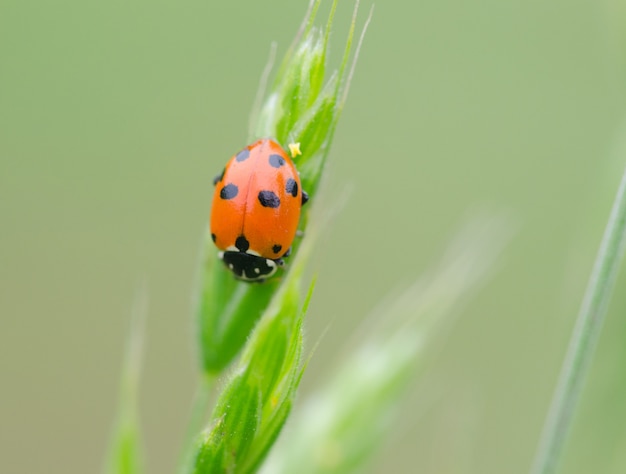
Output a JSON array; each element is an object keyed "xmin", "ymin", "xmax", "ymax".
[
  {"xmin": 283, "ymin": 247, "xmax": 291, "ymax": 258},
  {"xmin": 213, "ymin": 167, "xmax": 225, "ymax": 186},
  {"xmin": 301, "ymin": 190, "xmax": 309, "ymax": 205}
]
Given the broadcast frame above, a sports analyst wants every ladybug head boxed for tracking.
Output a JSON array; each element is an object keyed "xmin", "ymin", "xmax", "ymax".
[{"xmin": 219, "ymin": 250, "xmax": 278, "ymax": 282}]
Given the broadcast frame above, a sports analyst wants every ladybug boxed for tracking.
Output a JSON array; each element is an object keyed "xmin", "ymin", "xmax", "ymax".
[{"xmin": 210, "ymin": 138, "xmax": 308, "ymax": 282}]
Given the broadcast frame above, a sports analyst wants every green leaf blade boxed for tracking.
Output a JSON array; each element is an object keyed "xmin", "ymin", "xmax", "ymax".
[{"xmin": 104, "ymin": 286, "xmax": 148, "ymax": 474}]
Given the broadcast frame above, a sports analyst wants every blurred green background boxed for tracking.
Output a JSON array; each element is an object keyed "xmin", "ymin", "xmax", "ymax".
[{"xmin": 1, "ymin": 0, "xmax": 625, "ymax": 473}]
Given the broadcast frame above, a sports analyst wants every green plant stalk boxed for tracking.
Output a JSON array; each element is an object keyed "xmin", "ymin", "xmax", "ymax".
[{"xmin": 531, "ymin": 163, "xmax": 626, "ymax": 474}]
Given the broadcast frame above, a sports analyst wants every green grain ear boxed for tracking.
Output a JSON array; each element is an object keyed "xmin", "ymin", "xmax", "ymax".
[
  {"xmin": 184, "ymin": 2, "xmax": 371, "ymax": 472},
  {"xmin": 196, "ymin": 0, "xmax": 371, "ymax": 375},
  {"xmin": 193, "ymin": 233, "xmax": 317, "ymax": 474}
]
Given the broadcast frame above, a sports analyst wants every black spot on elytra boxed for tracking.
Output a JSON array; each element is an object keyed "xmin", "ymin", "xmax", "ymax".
[
  {"xmin": 235, "ymin": 235, "xmax": 250, "ymax": 252},
  {"xmin": 285, "ymin": 178, "xmax": 298, "ymax": 197},
  {"xmin": 272, "ymin": 244, "xmax": 282, "ymax": 254},
  {"xmin": 258, "ymin": 190, "xmax": 280, "ymax": 208},
  {"xmin": 211, "ymin": 233, "xmax": 216, "ymax": 243},
  {"xmin": 213, "ymin": 168, "xmax": 225, "ymax": 185},
  {"xmin": 220, "ymin": 183, "xmax": 238, "ymax": 200},
  {"xmin": 235, "ymin": 149, "xmax": 250, "ymax": 162},
  {"xmin": 269, "ymin": 154, "xmax": 285, "ymax": 168}
]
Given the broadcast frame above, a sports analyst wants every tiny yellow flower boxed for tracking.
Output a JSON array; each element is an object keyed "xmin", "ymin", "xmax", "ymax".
[{"xmin": 288, "ymin": 142, "xmax": 302, "ymax": 158}]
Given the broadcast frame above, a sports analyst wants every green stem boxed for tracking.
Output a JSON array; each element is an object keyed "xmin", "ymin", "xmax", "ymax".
[
  {"xmin": 531, "ymin": 162, "xmax": 626, "ymax": 474},
  {"xmin": 177, "ymin": 373, "xmax": 213, "ymax": 474}
]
